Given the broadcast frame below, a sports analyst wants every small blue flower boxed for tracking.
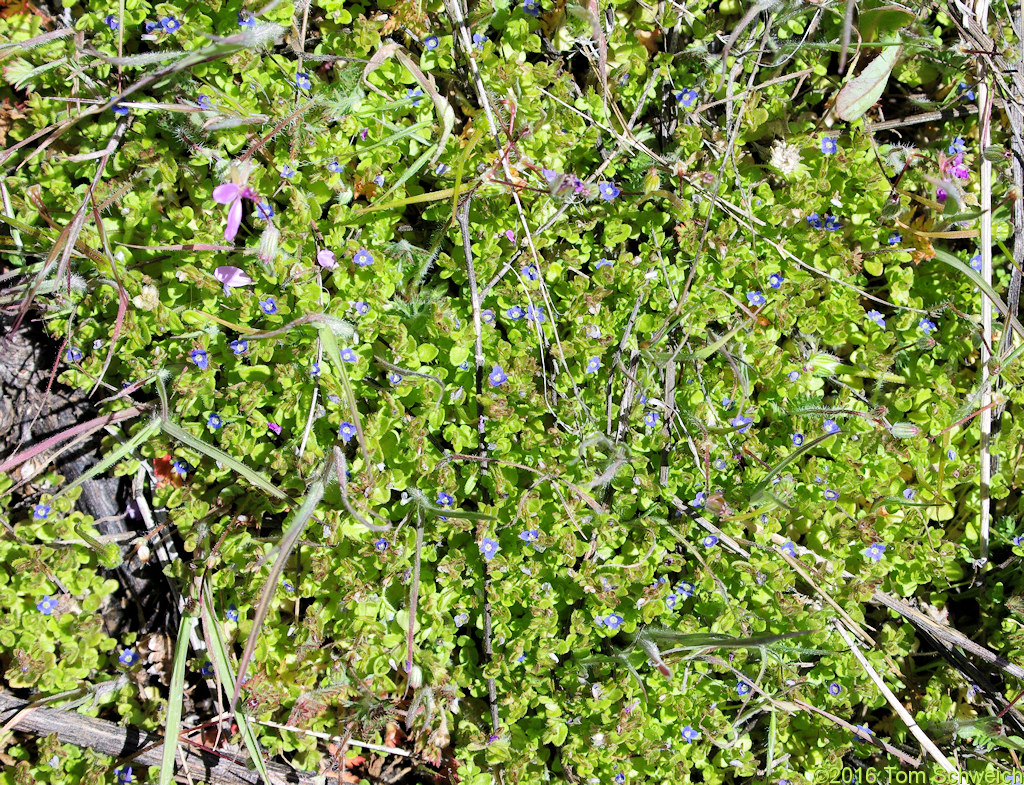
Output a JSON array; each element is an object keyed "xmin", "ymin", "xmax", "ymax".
[
  {"xmin": 970, "ymin": 253, "xmax": 982, "ymax": 271},
  {"xmin": 338, "ymin": 422, "xmax": 356, "ymax": 443},
  {"xmin": 310, "ymin": 362, "xmax": 321, "ymax": 377},
  {"xmin": 255, "ymin": 201, "xmax": 274, "ymax": 220},
  {"xmin": 472, "ymin": 32, "xmax": 487, "ymax": 49},
  {"xmin": 191, "ymin": 348, "xmax": 209, "ymax": 370},
  {"xmin": 526, "ymin": 305, "xmax": 546, "ymax": 323},
  {"xmin": 144, "ymin": 20, "xmax": 159, "ymax": 32},
  {"xmin": 388, "ymin": 371, "xmax": 402, "ymax": 385},
  {"xmin": 407, "ymin": 88, "xmax": 424, "ymax": 106},
  {"xmin": 853, "ymin": 724, "xmax": 873, "ymax": 740},
  {"xmin": 226, "ymin": 604, "xmax": 239, "ymax": 621},
  {"xmin": 437, "ymin": 492, "xmax": 454, "ymax": 507},
  {"xmin": 506, "ymin": 305, "xmax": 525, "ymax": 320},
  {"xmin": 665, "ymin": 593, "xmax": 678, "ymax": 609},
  {"xmin": 1014, "ymin": 536, "xmax": 1024, "ymax": 547},
  {"xmin": 34, "ymin": 503, "xmax": 51, "ymax": 520},
  {"xmin": 327, "ymin": 160, "xmax": 343, "ymax": 173},
  {"xmin": 260, "ymin": 297, "xmax": 277, "ymax": 315},
  {"xmin": 480, "ymin": 537, "xmax": 500, "ymax": 560},
  {"xmin": 482, "ymin": 309, "xmax": 495, "ymax": 324},
  {"xmin": 824, "ymin": 214, "xmax": 841, "ymax": 231},
  {"xmin": 781, "ymin": 541, "xmax": 796, "ymax": 557},
  {"xmin": 171, "ymin": 460, "xmax": 190, "ymax": 478},
  {"xmin": 598, "ymin": 182, "xmax": 621, "ymax": 202},
  {"xmin": 119, "ymin": 649, "xmax": 139, "ymax": 666},
  {"xmin": 614, "ymin": 773, "xmax": 626, "ymax": 785},
  {"xmin": 160, "ymin": 16, "xmax": 180, "ymax": 33},
  {"xmin": 523, "ymin": 0, "xmax": 540, "ymax": 15},
  {"xmin": 806, "ymin": 213, "xmax": 823, "ymax": 229},
  {"xmin": 595, "ymin": 257, "xmax": 614, "ymax": 269},
  {"xmin": 747, "ymin": 290, "xmax": 766, "ymax": 306},
  {"xmin": 280, "ymin": 164, "xmax": 296, "ymax": 179},
  {"xmin": 296, "ymin": 73, "xmax": 311, "ymax": 90},
  {"xmin": 604, "ymin": 613, "xmax": 624, "ymax": 630},
  {"xmin": 230, "ymin": 339, "xmax": 248, "ymax": 355},
  {"xmin": 353, "ymin": 249, "xmax": 374, "ymax": 267},
  {"xmin": 736, "ymin": 680, "xmax": 751, "ymax": 696},
  {"xmin": 283, "ymin": 580, "xmax": 294, "ymax": 593},
  {"xmin": 341, "ymin": 348, "xmax": 357, "ymax": 363},
  {"xmin": 821, "ymin": 137, "xmax": 837, "ymax": 155},
  {"xmin": 703, "ymin": 535, "xmax": 719, "ymax": 548},
  {"xmin": 792, "ymin": 433, "xmax": 804, "ymax": 446},
  {"xmin": 863, "ymin": 543, "xmax": 886, "ymax": 562},
  {"xmin": 713, "ymin": 458, "xmax": 727, "ymax": 471},
  {"xmin": 823, "ymin": 419, "xmax": 840, "ymax": 435},
  {"xmin": 519, "ymin": 529, "xmax": 540, "ymax": 542},
  {"xmin": 373, "ymin": 174, "xmax": 385, "ymax": 186},
  {"xmin": 374, "ymin": 537, "xmax": 389, "ymax": 552},
  {"xmin": 947, "ymin": 448, "xmax": 956, "ymax": 460},
  {"xmin": 824, "ymin": 489, "xmax": 839, "ymax": 501},
  {"xmin": 238, "ymin": 12, "xmax": 255, "ymax": 27},
  {"xmin": 828, "ymin": 681, "xmax": 842, "ymax": 695},
  {"xmin": 541, "ymin": 168, "xmax": 559, "ymax": 182},
  {"xmin": 522, "ymin": 264, "xmax": 538, "ymax": 281},
  {"xmin": 903, "ymin": 488, "xmax": 916, "ymax": 500},
  {"xmin": 681, "ymin": 725, "xmax": 700, "ymax": 741},
  {"xmin": 692, "ymin": 491, "xmax": 706, "ymax": 507},
  {"xmin": 436, "ymin": 163, "xmax": 450, "ymax": 175},
  {"xmin": 196, "ymin": 94, "xmax": 212, "ymax": 111},
  {"xmin": 104, "ymin": 14, "xmax": 119, "ymax": 29},
  {"xmin": 645, "ymin": 411, "xmax": 659, "ymax": 427},
  {"xmin": 424, "ymin": 35, "xmax": 439, "ymax": 50},
  {"xmin": 66, "ymin": 346, "xmax": 83, "ymax": 362},
  {"xmin": 959, "ymin": 82, "xmax": 976, "ymax": 101},
  {"xmin": 585, "ymin": 356, "xmax": 602, "ymax": 374},
  {"xmin": 37, "ymin": 595, "xmax": 57, "ymax": 614},
  {"xmin": 867, "ymin": 310, "xmax": 886, "ymax": 328},
  {"xmin": 677, "ymin": 581, "xmax": 695, "ymax": 598},
  {"xmin": 722, "ymin": 397, "xmax": 732, "ymax": 409},
  {"xmin": 115, "ymin": 766, "xmax": 133, "ymax": 784},
  {"xmin": 919, "ymin": 318, "xmax": 937, "ymax": 334},
  {"xmin": 731, "ymin": 415, "xmax": 753, "ymax": 433},
  {"xmin": 787, "ymin": 371, "xmax": 800, "ymax": 382},
  {"xmin": 949, "ymin": 137, "xmax": 966, "ymax": 156},
  {"xmin": 888, "ymin": 231, "xmax": 901, "ymax": 246},
  {"xmin": 352, "ymin": 301, "xmax": 369, "ymax": 315},
  {"xmin": 675, "ymin": 89, "xmax": 698, "ymax": 109},
  {"xmin": 207, "ymin": 414, "xmax": 223, "ymax": 430},
  {"xmin": 489, "ymin": 364, "xmax": 508, "ymax": 386},
  {"xmin": 768, "ymin": 273, "xmax": 784, "ymax": 289},
  {"xmin": 200, "ymin": 660, "xmax": 214, "ymax": 676}
]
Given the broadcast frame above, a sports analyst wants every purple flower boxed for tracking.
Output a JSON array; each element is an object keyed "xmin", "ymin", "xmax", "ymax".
[
  {"xmin": 339, "ymin": 422, "xmax": 356, "ymax": 443},
  {"xmin": 37, "ymin": 595, "xmax": 57, "ymax": 614},
  {"xmin": 226, "ymin": 604, "xmax": 239, "ymax": 621},
  {"xmin": 506, "ymin": 305, "xmax": 525, "ymax": 320},
  {"xmin": 937, "ymin": 187, "xmax": 948, "ymax": 203},
  {"xmin": 196, "ymin": 94, "xmax": 211, "ymax": 110},
  {"xmin": 681, "ymin": 725, "xmax": 700, "ymax": 741},
  {"xmin": 959, "ymin": 82, "xmax": 976, "ymax": 101},
  {"xmin": 853, "ymin": 724, "xmax": 873, "ymax": 740},
  {"xmin": 112, "ymin": 102, "xmax": 130, "ymax": 116},
  {"xmin": 713, "ymin": 458, "xmax": 727, "ymax": 470},
  {"xmin": 806, "ymin": 213, "xmax": 823, "ymax": 229},
  {"xmin": 255, "ymin": 201, "xmax": 274, "ymax": 220},
  {"xmin": 768, "ymin": 273, "xmax": 784, "ymax": 289},
  {"xmin": 230, "ymin": 339, "xmax": 248, "ymax": 355},
  {"xmin": 692, "ymin": 491, "xmax": 706, "ymax": 507},
  {"xmin": 207, "ymin": 414, "xmax": 223, "ymax": 430},
  {"xmin": 436, "ymin": 163, "xmax": 450, "ymax": 175},
  {"xmin": 862, "ymin": 309, "xmax": 886, "ymax": 329},
  {"xmin": 519, "ymin": 529, "xmax": 540, "ymax": 542},
  {"xmin": 296, "ymin": 72, "xmax": 311, "ymax": 90},
  {"xmin": 212, "ymin": 183, "xmax": 257, "ymax": 242},
  {"xmin": 144, "ymin": 20, "xmax": 159, "ymax": 32},
  {"xmin": 863, "ymin": 543, "xmax": 886, "ymax": 562},
  {"xmin": 823, "ymin": 419, "xmax": 840, "ymax": 435},
  {"xmin": 919, "ymin": 318, "xmax": 936, "ymax": 334},
  {"xmin": 947, "ymin": 448, "xmax": 956, "ymax": 460},
  {"xmin": 104, "ymin": 14, "xmax": 119, "ymax": 29},
  {"xmin": 787, "ymin": 371, "xmax": 800, "ymax": 382},
  {"xmin": 115, "ymin": 766, "xmax": 133, "ymax": 784},
  {"xmin": 702, "ymin": 535, "xmax": 719, "ymax": 548},
  {"xmin": 541, "ymin": 168, "xmax": 559, "ymax": 182},
  {"xmin": 424, "ymin": 35, "xmax": 439, "ymax": 49},
  {"xmin": 238, "ymin": 12, "xmax": 255, "ymax": 27},
  {"xmin": 200, "ymin": 660, "xmax": 214, "ymax": 676},
  {"xmin": 190, "ymin": 348, "xmax": 209, "ymax": 370},
  {"xmin": 375, "ymin": 537, "xmax": 389, "ymax": 552},
  {"xmin": 526, "ymin": 304, "xmax": 545, "ymax": 323},
  {"xmin": 373, "ymin": 174, "xmax": 385, "ymax": 187},
  {"xmin": 65, "ymin": 347, "xmax": 83, "ymax": 362},
  {"xmin": 747, "ymin": 290, "xmax": 766, "ymax": 306},
  {"xmin": 824, "ymin": 489, "xmax": 839, "ymax": 501},
  {"xmin": 645, "ymin": 411, "xmax": 659, "ymax": 427},
  {"xmin": 828, "ymin": 682, "xmax": 842, "ymax": 695},
  {"xmin": 160, "ymin": 16, "xmax": 180, "ymax": 32},
  {"xmin": 268, "ymin": 423, "xmax": 282, "ymax": 436},
  {"xmin": 888, "ymin": 231, "xmax": 901, "ymax": 246},
  {"xmin": 341, "ymin": 348, "xmax": 357, "ymax": 363},
  {"xmin": 489, "ymin": 364, "xmax": 508, "ymax": 386},
  {"xmin": 214, "ymin": 265, "xmax": 254, "ymax": 296},
  {"xmin": 585, "ymin": 357, "xmax": 601, "ymax": 374},
  {"xmin": 824, "ymin": 214, "xmax": 841, "ymax": 231},
  {"xmin": 1014, "ymin": 536, "xmax": 1024, "ymax": 547},
  {"xmin": 317, "ymin": 249, "xmax": 337, "ymax": 269},
  {"xmin": 119, "ymin": 649, "xmax": 139, "ymax": 666},
  {"xmin": 596, "ymin": 257, "xmax": 614, "ymax": 269},
  {"xmin": 260, "ymin": 297, "xmax": 277, "ymax": 315},
  {"xmin": 970, "ymin": 253, "xmax": 982, "ymax": 271},
  {"xmin": 821, "ymin": 137, "xmax": 837, "ymax": 154},
  {"xmin": 781, "ymin": 541, "xmax": 796, "ymax": 557},
  {"xmin": 737, "ymin": 680, "xmax": 752, "ymax": 696},
  {"xmin": 731, "ymin": 415, "xmax": 753, "ymax": 433},
  {"xmin": 903, "ymin": 488, "xmax": 916, "ymax": 500},
  {"xmin": 472, "ymin": 32, "xmax": 487, "ymax": 49},
  {"xmin": 675, "ymin": 89, "xmax": 698, "ymax": 109},
  {"xmin": 598, "ymin": 182, "xmax": 620, "ymax": 201},
  {"xmin": 171, "ymin": 460, "xmax": 190, "ymax": 477},
  {"xmin": 280, "ymin": 165, "xmax": 296, "ymax": 179},
  {"xmin": 354, "ymin": 301, "xmax": 369, "ymax": 315},
  {"xmin": 604, "ymin": 613, "xmax": 624, "ymax": 630},
  {"xmin": 480, "ymin": 537, "xmax": 500, "ymax": 560},
  {"xmin": 353, "ymin": 249, "xmax": 374, "ymax": 267},
  {"xmin": 614, "ymin": 774, "xmax": 625, "ymax": 785}
]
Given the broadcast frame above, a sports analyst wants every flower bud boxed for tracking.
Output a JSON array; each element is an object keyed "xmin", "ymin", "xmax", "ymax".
[
  {"xmin": 889, "ymin": 422, "xmax": 921, "ymax": 439},
  {"xmin": 984, "ymin": 145, "xmax": 1010, "ymax": 163}
]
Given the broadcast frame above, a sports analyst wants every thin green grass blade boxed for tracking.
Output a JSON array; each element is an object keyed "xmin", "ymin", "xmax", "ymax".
[
  {"xmin": 932, "ymin": 248, "xmax": 1024, "ymax": 341},
  {"xmin": 199, "ymin": 584, "xmax": 273, "ymax": 785},
  {"xmin": 160, "ymin": 613, "xmax": 197, "ymax": 785}
]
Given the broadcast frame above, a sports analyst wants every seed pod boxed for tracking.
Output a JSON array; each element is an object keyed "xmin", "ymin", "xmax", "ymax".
[{"xmin": 889, "ymin": 422, "xmax": 920, "ymax": 439}]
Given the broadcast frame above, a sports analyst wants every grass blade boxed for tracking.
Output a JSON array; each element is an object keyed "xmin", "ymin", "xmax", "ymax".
[{"xmin": 160, "ymin": 613, "xmax": 197, "ymax": 785}]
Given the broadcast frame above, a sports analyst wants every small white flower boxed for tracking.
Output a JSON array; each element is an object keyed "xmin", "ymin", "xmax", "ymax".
[
  {"xmin": 132, "ymin": 284, "xmax": 160, "ymax": 311},
  {"xmin": 769, "ymin": 140, "xmax": 803, "ymax": 177}
]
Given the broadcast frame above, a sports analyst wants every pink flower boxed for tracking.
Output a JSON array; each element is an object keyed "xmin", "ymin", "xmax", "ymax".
[
  {"xmin": 268, "ymin": 423, "xmax": 282, "ymax": 436},
  {"xmin": 317, "ymin": 249, "xmax": 337, "ymax": 269},
  {"xmin": 212, "ymin": 183, "xmax": 257, "ymax": 241},
  {"xmin": 214, "ymin": 266, "xmax": 253, "ymax": 297}
]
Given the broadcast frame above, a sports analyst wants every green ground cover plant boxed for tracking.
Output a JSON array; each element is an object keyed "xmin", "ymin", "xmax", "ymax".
[{"xmin": 3, "ymin": 0, "xmax": 1024, "ymax": 782}]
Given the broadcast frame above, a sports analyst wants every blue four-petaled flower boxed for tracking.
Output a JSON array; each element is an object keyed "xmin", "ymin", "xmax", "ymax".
[
  {"xmin": 598, "ymin": 182, "xmax": 620, "ymax": 202},
  {"xmin": 119, "ymin": 649, "xmax": 139, "ymax": 666},
  {"xmin": 341, "ymin": 348, "xmax": 357, "ymax": 363},
  {"xmin": 375, "ymin": 538, "xmax": 389, "ymax": 552},
  {"xmin": 645, "ymin": 411, "xmax": 659, "ymax": 427},
  {"xmin": 191, "ymin": 348, "xmax": 209, "ymax": 370},
  {"xmin": 919, "ymin": 318, "xmax": 937, "ymax": 334},
  {"xmin": 806, "ymin": 213, "xmax": 823, "ymax": 229},
  {"xmin": 675, "ymin": 89, "xmax": 698, "ymax": 109},
  {"xmin": 820, "ymin": 136, "xmax": 837, "ymax": 155},
  {"xmin": 424, "ymin": 35, "xmax": 439, "ymax": 50},
  {"xmin": 160, "ymin": 16, "xmax": 180, "ymax": 33},
  {"xmin": 296, "ymin": 72, "xmax": 311, "ymax": 90},
  {"xmin": 867, "ymin": 310, "xmax": 886, "ymax": 328},
  {"xmin": 781, "ymin": 541, "xmax": 796, "ymax": 557},
  {"xmin": 353, "ymin": 249, "xmax": 374, "ymax": 267},
  {"xmin": 104, "ymin": 14, "xmax": 119, "ymax": 29},
  {"xmin": 230, "ymin": 339, "xmax": 248, "ymax": 355},
  {"xmin": 747, "ymin": 290, "xmax": 766, "ymax": 306},
  {"xmin": 506, "ymin": 305, "xmax": 525, "ymax": 320},
  {"xmin": 339, "ymin": 422, "xmax": 356, "ymax": 443},
  {"xmin": 37, "ymin": 595, "xmax": 57, "ymax": 614},
  {"xmin": 731, "ymin": 415, "xmax": 753, "ymax": 433},
  {"xmin": 207, "ymin": 414, "xmax": 223, "ymax": 430},
  {"xmin": 792, "ymin": 433, "xmax": 804, "ymax": 446},
  {"xmin": 480, "ymin": 537, "xmax": 500, "ymax": 560},
  {"xmin": 586, "ymin": 357, "xmax": 601, "ymax": 374},
  {"xmin": 823, "ymin": 419, "xmax": 840, "ymax": 435},
  {"xmin": 171, "ymin": 460, "xmax": 190, "ymax": 478},
  {"xmin": 681, "ymin": 725, "xmax": 700, "ymax": 741},
  {"xmin": 604, "ymin": 613, "xmax": 624, "ymax": 630},
  {"xmin": 863, "ymin": 543, "xmax": 886, "ymax": 562},
  {"xmin": 260, "ymin": 297, "xmax": 277, "ymax": 314},
  {"xmin": 34, "ymin": 503, "xmax": 51, "ymax": 520},
  {"xmin": 828, "ymin": 682, "xmax": 842, "ymax": 695},
  {"xmin": 768, "ymin": 273, "xmax": 783, "ymax": 289},
  {"xmin": 66, "ymin": 347, "xmax": 83, "ymax": 362},
  {"xmin": 489, "ymin": 364, "xmax": 508, "ymax": 386},
  {"xmin": 519, "ymin": 529, "xmax": 540, "ymax": 542}
]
